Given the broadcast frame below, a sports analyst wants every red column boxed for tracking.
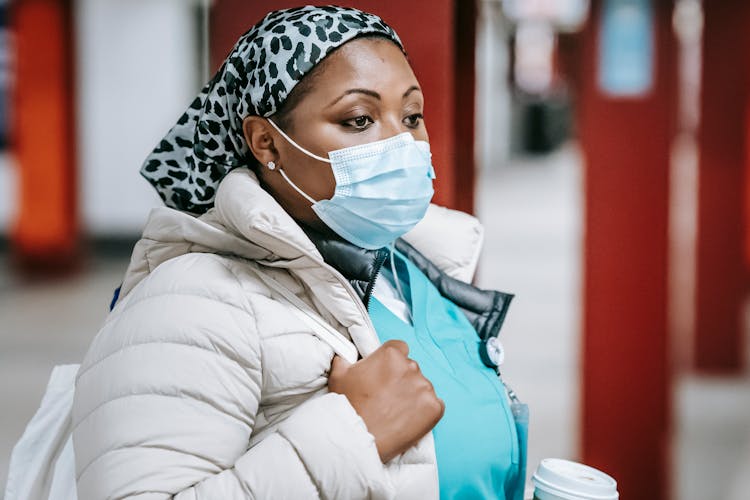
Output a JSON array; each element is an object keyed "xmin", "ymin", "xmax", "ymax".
[
  {"xmin": 577, "ymin": 1, "xmax": 675, "ymax": 499},
  {"xmin": 452, "ymin": 0, "xmax": 477, "ymax": 214},
  {"xmin": 11, "ymin": 0, "xmax": 78, "ymax": 267},
  {"xmin": 210, "ymin": 0, "xmax": 475, "ymax": 213},
  {"xmin": 694, "ymin": 2, "xmax": 750, "ymax": 373},
  {"xmin": 745, "ymin": 100, "xmax": 750, "ymax": 269}
]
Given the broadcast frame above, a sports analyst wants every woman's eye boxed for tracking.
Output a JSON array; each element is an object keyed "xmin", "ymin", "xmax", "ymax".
[
  {"xmin": 403, "ymin": 113, "xmax": 424, "ymax": 128},
  {"xmin": 343, "ymin": 115, "xmax": 374, "ymax": 130}
]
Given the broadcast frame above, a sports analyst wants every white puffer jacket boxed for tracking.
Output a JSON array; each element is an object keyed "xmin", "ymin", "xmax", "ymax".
[{"xmin": 72, "ymin": 168, "xmax": 485, "ymax": 500}]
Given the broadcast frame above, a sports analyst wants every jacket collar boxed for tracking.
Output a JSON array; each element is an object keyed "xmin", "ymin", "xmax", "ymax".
[
  {"xmin": 301, "ymin": 224, "xmax": 389, "ymax": 309},
  {"xmin": 212, "ymin": 167, "xmax": 513, "ymax": 342},
  {"xmin": 301, "ymin": 222, "xmax": 513, "ymax": 350},
  {"xmin": 120, "ymin": 167, "xmax": 510, "ymax": 357}
]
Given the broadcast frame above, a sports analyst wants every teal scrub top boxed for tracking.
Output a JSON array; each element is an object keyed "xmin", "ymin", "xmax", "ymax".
[{"xmin": 369, "ymin": 250, "xmax": 520, "ymax": 499}]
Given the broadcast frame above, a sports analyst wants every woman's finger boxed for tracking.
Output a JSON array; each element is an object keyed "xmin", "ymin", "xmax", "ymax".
[
  {"xmin": 330, "ymin": 354, "xmax": 351, "ymax": 376},
  {"xmin": 381, "ymin": 339, "xmax": 409, "ymax": 358}
]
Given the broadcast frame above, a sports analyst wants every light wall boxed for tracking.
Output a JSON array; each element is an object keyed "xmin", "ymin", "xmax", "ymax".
[
  {"xmin": 75, "ymin": 0, "xmax": 202, "ymax": 236},
  {"xmin": 0, "ymin": 154, "xmax": 15, "ymax": 234},
  {"xmin": 476, "ymin": 0, "xmax": 512, "ymax": 171}
]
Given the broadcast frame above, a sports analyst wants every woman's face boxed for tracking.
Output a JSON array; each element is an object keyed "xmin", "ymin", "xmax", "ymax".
[{"xmin": 243, "ymin": 37, "xmax": 428, "ymax": 232}]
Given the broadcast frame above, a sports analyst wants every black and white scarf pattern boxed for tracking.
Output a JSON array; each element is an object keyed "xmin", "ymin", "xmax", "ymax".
[{"xmin": 139, "ymin": 5, "xmax": 402, "ymax": 214}]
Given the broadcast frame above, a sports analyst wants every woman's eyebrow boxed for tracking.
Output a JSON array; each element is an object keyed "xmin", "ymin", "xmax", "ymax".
[
  {"xmin": 329, "ymin": 88, "xmax": 381, "ymax": 106},
  {"xmin": 403, "ymin": 85, "xmax": 421, "ymax": 98},
  {"xmin": 328, "ymin": 85, "xmax": 422, "ymax": 106}
]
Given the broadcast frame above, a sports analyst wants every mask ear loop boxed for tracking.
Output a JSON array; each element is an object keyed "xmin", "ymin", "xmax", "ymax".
[
  {"xmin": 265, "ymin": 118, "xmax": 326, "ymax": 205},
  {"xmin": 277, "ymin": 168, "xmax": 318, "ymax": 205},
  {"xmin": 267, "ymin": 118, "xmax": 332, "ymax": 163}
]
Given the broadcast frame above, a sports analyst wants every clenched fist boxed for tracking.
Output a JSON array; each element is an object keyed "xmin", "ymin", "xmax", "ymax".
[{"xmin": 328, "ymin": 340, "xmax": 445, "ymax": 463}]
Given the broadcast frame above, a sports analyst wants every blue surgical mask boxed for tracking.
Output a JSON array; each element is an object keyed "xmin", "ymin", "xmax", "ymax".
[{"xmin": 267, "ymin": 119, "xmax": 436, "ymax": 249}]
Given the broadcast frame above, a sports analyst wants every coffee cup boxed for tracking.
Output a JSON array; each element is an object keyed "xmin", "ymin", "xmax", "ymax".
[{"xmin": 531, "ymin": 458, "xmax": 619, "ymax": 500}]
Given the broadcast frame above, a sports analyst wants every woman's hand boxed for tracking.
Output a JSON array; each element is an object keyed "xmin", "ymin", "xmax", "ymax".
[{"xmin": 328, "ymin": 340, "xmax": 445, "ymax": 463}]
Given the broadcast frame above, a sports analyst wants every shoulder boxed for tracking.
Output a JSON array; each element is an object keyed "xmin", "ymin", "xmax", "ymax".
[
  {"xmin": 402, "ymin": 204, "xmax": 484, "ymax": 283},
  {"xmin": 80, "ymin": 253, "xmax": 278, "ymax": 377},
  {"xmin": 124, "ymin": 252, "xmax": 269, "ymax": 311}
]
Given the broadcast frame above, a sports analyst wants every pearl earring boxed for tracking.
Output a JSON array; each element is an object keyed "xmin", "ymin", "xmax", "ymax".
[{"xmin": 266, "ymin": 161, "xmax": 276, "ymax": 171}]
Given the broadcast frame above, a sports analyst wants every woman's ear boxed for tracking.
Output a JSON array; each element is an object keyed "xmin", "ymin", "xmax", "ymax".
[{"xmin": 242, "ymin": 116, "xmax": 278, "ymax": 167}]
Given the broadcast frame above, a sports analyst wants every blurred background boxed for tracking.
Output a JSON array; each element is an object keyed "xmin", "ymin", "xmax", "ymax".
[{"xmin": 1, "ymin": 1, "xmax": 749, "ymax": 499}]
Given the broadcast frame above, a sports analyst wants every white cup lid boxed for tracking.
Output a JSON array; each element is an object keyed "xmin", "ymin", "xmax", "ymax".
[{"xmin": 531, "ymin": 458, "xmax": 619, "ymax": 500}]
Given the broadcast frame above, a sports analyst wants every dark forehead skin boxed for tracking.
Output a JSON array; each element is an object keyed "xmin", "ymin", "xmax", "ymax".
[
  {"xmin": 243, "ymin": 36, "xmax": 429, "ymax": 232},
  {"xmin": 273, "ymin": 36, "xmax": 427, "ymax": 153},
  {"xmin": 273, "ymin": 35, "xmax": 403, "ymax": 133}
]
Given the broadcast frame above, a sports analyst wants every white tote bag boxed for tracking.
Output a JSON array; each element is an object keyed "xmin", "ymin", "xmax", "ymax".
[{"xmin": 4, "ymin": 364, "xmax": 79, "ymax": 500}]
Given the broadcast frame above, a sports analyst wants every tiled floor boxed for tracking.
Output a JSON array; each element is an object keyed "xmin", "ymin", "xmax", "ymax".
[{"xmin": 1, "ymin": 144, "xmax": 749, "ymax": 499}]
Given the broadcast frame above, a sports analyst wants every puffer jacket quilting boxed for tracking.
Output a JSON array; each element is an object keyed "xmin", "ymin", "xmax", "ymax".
[{"xmin": 72, "ymin": 168, "xmax": 487, "ymax": 500}]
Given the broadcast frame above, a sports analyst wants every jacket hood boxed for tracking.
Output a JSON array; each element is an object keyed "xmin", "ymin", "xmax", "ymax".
[
  {"xmin": 122, "ymin": 167, "xmax": 484, "ymax": 297},
  {"xmin": 119, "ymin": 168, "xmax": 486, "ymax": 356},
  {"xmin": 120, "ymin": 168, "xmax": 318, "ymax": 297}
]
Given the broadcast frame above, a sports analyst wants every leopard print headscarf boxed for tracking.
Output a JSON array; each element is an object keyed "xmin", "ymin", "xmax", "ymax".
[{"xmin": 140, "ymin": 5, "xmax": 403, "ymax": 214}]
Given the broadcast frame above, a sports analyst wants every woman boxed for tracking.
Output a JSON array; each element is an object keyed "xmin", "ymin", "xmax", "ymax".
[{"xmin": 72, "ymin": 6, "xmax": 522, "ymax": 499}]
